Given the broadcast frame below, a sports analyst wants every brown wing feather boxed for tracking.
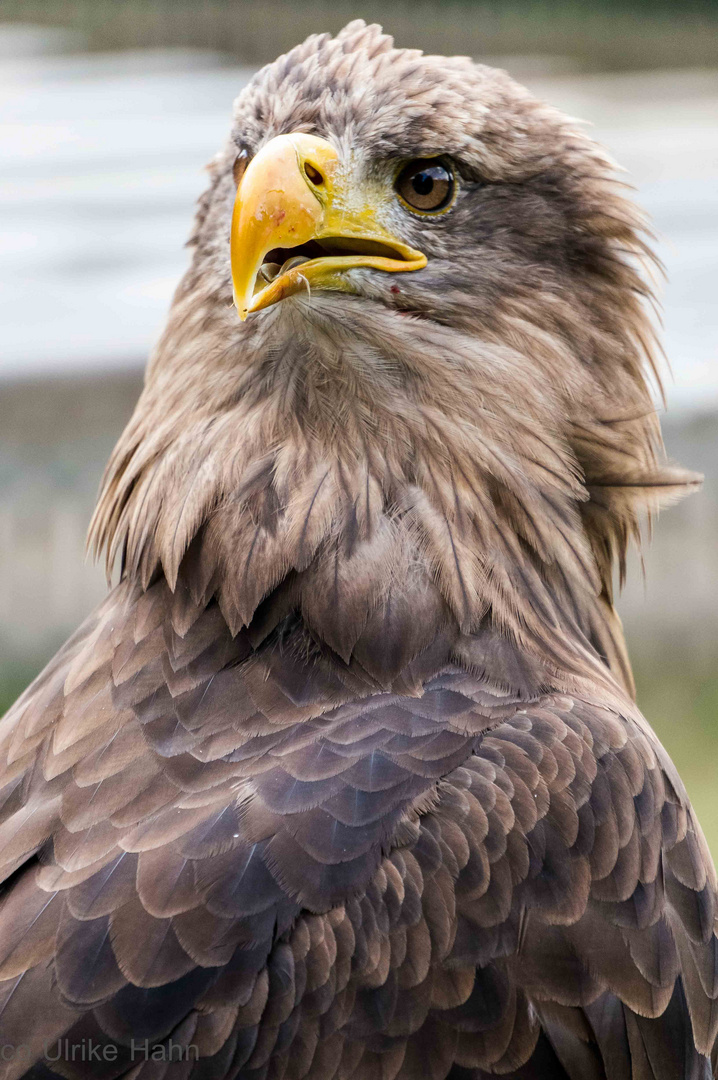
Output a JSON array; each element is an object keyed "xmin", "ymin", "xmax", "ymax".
[{"xmin": 0, "ymin": 578, "xmax": 713, "ymax": 1080}]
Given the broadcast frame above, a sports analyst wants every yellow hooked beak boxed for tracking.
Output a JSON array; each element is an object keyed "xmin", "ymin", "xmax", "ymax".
[{"xmin": 230, "ymin": 133, "xmax": 427, "ymax": 320}]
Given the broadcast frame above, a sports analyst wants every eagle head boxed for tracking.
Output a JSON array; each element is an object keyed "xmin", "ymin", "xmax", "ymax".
[{"xmin": 91, "ymin": 21, "xmax": 697, "ymax": 695}]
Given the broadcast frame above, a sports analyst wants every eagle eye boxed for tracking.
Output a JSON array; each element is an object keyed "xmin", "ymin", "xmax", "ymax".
[{"xmin": 395, "ymin": 158, "xmax": 455, "ymax": 214}]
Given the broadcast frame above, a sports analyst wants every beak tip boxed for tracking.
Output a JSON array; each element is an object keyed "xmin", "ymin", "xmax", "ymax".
[{"xmin": 232, "ymin": 289, "xmax": 249, "ymax": 321}]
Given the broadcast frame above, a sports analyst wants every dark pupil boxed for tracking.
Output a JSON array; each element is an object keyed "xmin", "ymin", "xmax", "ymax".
[{"xmin": 412, "ymin": 170, "xmax": 435, "ymax": 196}]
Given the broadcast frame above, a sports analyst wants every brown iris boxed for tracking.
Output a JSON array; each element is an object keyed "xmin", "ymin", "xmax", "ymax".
[{"xmin": 396, "ymin": 158, "xmax": 454, "ymax": 213}]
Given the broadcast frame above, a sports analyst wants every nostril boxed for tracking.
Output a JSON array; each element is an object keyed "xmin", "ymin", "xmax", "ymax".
[{"xmin": 303, "ymin": 162, "xmax": 324, "ymax": 187}]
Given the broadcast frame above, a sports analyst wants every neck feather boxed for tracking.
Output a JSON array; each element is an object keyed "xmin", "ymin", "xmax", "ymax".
[{"xmin": 90, "ymin": 284, "xmax": 696, "ymax": 699}]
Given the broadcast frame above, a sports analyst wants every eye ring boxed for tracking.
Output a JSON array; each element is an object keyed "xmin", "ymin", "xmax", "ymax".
[{"xmin": 395, "ymin": 158, "xmax": 455, "ymax": 215}]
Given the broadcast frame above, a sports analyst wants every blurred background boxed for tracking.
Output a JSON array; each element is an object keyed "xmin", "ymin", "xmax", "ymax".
[{"xmin": 0, "ymin": 1, "xmax": 716, "ymax": 844}]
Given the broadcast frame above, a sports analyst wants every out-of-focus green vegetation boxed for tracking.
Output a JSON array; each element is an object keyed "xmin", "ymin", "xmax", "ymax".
[
  {"xmin": 635, "ymin": 663, "xmax": 718, "ymax": 859},
  {"xmin": 0, "ymin": 663, "xmax": 38, "ymax": 717},
  {"xmin": 2, "ymin": 654, "xmax": 716, "ymax": 858},
  {"xmin": 3, "ymin": 0, "xmax": 718, "ymax": 71}
]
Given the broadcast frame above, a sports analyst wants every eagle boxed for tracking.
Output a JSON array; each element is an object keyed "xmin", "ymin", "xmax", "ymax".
[{"xmin": 0, "ymin": 20, "xmax": 713, "ymax": 1080}]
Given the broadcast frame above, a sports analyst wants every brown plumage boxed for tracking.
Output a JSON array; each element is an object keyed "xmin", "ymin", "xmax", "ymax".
[{"xmin": 0, "ymin": 20, "xmax": 713, "ymax": 1080}]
